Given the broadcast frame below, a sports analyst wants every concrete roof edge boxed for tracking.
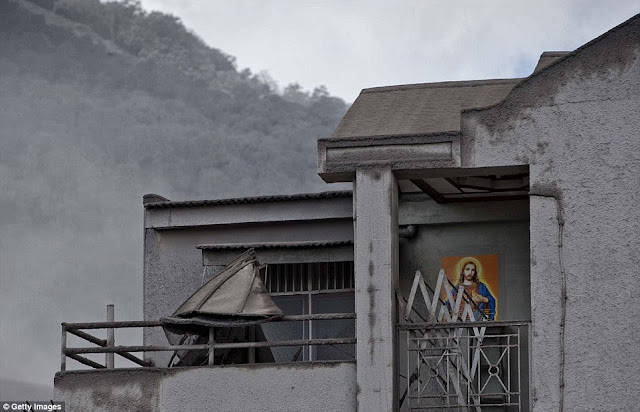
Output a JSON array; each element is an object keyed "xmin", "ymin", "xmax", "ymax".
[
  {"xmin": 197, "ymin": 240, "xmax": 354, "ymax": 250},
  {"xmin": 360, "ymin": 78, "xmax": 524, "ymax": 94},
  {"xmin": 144, "ymin": 190, "xmax": 353, "ymax": 209},
  {"xmin": 322, "ymin": 131, "xmax": 460, "ymax": 143},
  {"xmin": 540, "ymin": 51, "xmax": 572, "ymax": 57}
]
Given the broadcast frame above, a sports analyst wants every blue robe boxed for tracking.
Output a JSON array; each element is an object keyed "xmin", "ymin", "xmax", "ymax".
[{"xmin": 451, "ymin": 282, "xmax": 496, "ymax": 321}]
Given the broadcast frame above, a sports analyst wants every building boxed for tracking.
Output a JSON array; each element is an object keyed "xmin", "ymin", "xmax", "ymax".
[{"xmin": 55, "ymin": 14, "xmax": 640, "ymax": 411}]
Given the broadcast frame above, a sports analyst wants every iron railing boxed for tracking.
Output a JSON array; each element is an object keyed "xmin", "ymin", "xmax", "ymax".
[
  {"xmin": 398, "ymin": 320, "xmax": 529, "ymax": 411},
  {"xmin": 61, "ymin": 313, "xmax": 356, "ymax": 371}
]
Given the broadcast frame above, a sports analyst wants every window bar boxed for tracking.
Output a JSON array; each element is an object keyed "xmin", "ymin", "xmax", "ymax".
[
  {"xmin": 292, "ymin": 264, "xmax": 296, "ymax": 292},
  {"xmin": 406, "ymin": 330, "xmax": 410, "ymax": 403},
  {"xmin": 270, "ymin": 265, "xmax": 274, "ymax": 293},
  {"xmin": 507, "ymin": 333, "xmax": 511, "ymax": 406},
  {"xmin": 517, "ymin": 327, "xmax": 521, "ymax": 411},
  {"xmin": 333, "ymin": 263, "xmax": 337, "ymax": 290},
  {"xmin": 308, "ymin": 271, "xmax": 313, "ymax": 361},
  {"xmin": 349, "ymin": 262, "xmax": 354, "ymax": 289},
  {"xmin": 446, "ymin": 340, "xmax": 451, "ymax": 408},
  {"xmin": 284, "ymin": 264, "xmax": 288, "ymax": 292},
  {"xmin": 298, "ymin": 264, "xmax": 302, "ymax": 292},
  {"xmin": 299, "ymin": 264, "xmax": 303, "ymax": 292},
  {"xmin": 325, "ymin": 263, "xmax": 329, "ymax": 290},
  {"xmin": 477, "ymin": 334, "xmax": 481, "ymax": 402},
  {"xmin": 293, "ymin": 264, "xmax": 298, "ymax": 292},
  {"xmin": 467, "ymin": 334, "xmax": 471, "ymax": 407}
]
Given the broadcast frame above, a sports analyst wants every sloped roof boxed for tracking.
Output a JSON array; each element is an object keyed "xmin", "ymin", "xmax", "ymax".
[
  {"xmin": 331, "ymin": 78, "xmax": 522, "ymax": 139},
  {"xmin": 144, "ymin": 190, "xmax": 352, "ymax": 209}
]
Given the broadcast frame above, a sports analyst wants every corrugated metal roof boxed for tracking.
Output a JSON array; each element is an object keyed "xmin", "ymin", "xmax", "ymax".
[
  {"xmin": 197, "ymin": 240, "xmax": 354, "ymax": 250},
  {"xmin": 144, "ymin": 190, "xmax": 353, "ymax": 209},
  {"xmin": 332, "ymin": 78, "xmax": 522, "ymax": 139}
]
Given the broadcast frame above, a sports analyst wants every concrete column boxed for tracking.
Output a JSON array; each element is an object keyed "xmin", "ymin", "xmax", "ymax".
[
  {"xmin": 354, "ymin": 167, "xmax": 398, "ymax": 411},
  {"xmin": 529, "ymin": 195, "xmax": 562, "ymax": 411}
]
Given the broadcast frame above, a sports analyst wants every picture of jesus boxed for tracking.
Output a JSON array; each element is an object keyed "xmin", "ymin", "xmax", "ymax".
[{"xmin": 441, "ymin": 255, "xmax": 498, "ymax": 320}]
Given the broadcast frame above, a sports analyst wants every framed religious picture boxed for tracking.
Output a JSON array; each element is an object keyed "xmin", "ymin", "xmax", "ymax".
[{"xmin": 441, "ymin": 255, "xmax": 499, "ymax": 320}]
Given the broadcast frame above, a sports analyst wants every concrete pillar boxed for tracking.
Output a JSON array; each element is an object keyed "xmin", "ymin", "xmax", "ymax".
[
  {"xmin": 354, "ymin": 167, "xmax": 398, "ymax": 411},
  {"xmin": 529, "ymin": 195, "xmax": 562, "ymax": 411}
]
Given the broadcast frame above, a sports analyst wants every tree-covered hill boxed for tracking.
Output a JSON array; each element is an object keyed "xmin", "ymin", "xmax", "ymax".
[
  {"xmin": 0, "ymin": 0, "xmax": 349, "ymax": 389},
  {"xmin": 1, "ymin": 0, "xmax": 348, "ymax": 200}
]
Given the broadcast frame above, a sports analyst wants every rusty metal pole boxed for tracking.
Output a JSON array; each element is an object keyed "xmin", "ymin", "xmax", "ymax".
[
  {"xmin": 61, "ymin": 324, "xmax": 67, "ymax": 371},
  {"xmin": 106, "ymin": 304, "xmax": 115, "ymax": 369},
  {"xmin": 208, "ymin": 328, "xmax": 215, "ymax": 365}
]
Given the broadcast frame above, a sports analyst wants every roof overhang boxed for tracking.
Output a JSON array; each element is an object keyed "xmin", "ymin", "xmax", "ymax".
[
  {"xmin": 318, "ymin": 131, "xmax": 529, "ymax": 203},
  {"xmin": 318, "ymin": 132, "xmax": 461, "ymax": 183}
]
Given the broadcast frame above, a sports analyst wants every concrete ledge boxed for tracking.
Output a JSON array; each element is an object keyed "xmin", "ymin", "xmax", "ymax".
[
  {"xmin": 318, "ymin": 133, "xmax": 461, "ymax": 183},
  {"xmin": 55, "ymin": 362, "xmax": 357, "ymax": 412},
  {"xmin": 399, "ymin": 198, "xmax": 529, "ymax": 225},
  {"xmin": 201, "ymin": 243, "xmax": 354, "ymax": 265},
  {"xmin": 145, "ymin": 196, "xmax": 353, "ymax": 229}
]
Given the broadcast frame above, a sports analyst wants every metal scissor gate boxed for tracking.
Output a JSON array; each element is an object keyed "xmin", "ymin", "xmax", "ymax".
[{"xmin": 398, "ymin": 270, "xmax": 525, "ymax": 411}]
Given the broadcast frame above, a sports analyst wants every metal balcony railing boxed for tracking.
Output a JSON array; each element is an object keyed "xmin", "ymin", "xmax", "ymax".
[
  {"xmin": 398, "ymin": 320, "xmax": 529, "ymax": 411},
  {"xmin": 61, "ymin": 312, "xmax": 356, "ymax": 371}
]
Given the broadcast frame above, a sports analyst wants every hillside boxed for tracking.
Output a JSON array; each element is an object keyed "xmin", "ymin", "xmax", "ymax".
[{"xmin": 0, "ymin": 0, "xmax": 349, "ymax": 388}]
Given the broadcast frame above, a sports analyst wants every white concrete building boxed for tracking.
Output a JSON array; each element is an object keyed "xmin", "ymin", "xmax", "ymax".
[{"xmin": 55, "ymin": 14, "xmax": 640, "ymax": 411}]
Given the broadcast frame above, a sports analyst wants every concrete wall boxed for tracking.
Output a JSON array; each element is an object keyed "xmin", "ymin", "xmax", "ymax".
[
  {"xmin": 397, "ymin": 197, "xmax": 531, "ymax": 410},
  {"xmin": 398, "ymin": 197, "xmax": 530, "ymax": 321},
  {"xmin": 143, "ymin": 196, "xmax": 353, "ymax": 366},
  {"xmin": 460, "ymin": 26, "xmax": 640, "ymax": 411},
  {"xmin": 55, "ymin": 362, "xmax": 356, "ymax": 412}
]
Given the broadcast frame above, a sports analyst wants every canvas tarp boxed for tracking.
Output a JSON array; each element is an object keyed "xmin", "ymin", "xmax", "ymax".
[
  {"xmin": 162, "ymin": 248, "xmax": 283, "ymax": 329},
  {"xmin": 161, "ymin": 249, "xmax": 283, "ymax": 366}
]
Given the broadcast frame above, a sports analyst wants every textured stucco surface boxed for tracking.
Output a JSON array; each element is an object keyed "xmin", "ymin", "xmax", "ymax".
[
  {"xmin": 55, "ymin": 362, "xmax": 356, "ymax": 412},
  {"xmin": 54, "ymin": 368, "xmax": 162, "ymax": 412},
  {"xmin": 354, "ymin": 167, "xmax": 398, "ymax": 411},
  {"xmin": 145, "ymin": 196, "xmax": 353, "ymax": 228},
  {"xmin": 143, "ymin": 196, "xmax": 353, "ymax": 366},
  {"xmin": 398, "ymin": 207, "xmax": 531, "ymax": 321},
  {"xmin": 161, "ymin": 362, "xmax": 356, "ymax": 411},
  {"xmin": 460, "ymin": 19, "xmax": 640, "ymax": 410}
]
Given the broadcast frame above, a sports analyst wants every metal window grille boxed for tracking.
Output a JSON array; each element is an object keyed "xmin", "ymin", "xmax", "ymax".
[
  {"xmin": 259, "ymin": 261, "xmax": 355, "ymax": 362},
  {"xmin": 260, "ymin": 261, "xmax": 354, "ymax": 295}
]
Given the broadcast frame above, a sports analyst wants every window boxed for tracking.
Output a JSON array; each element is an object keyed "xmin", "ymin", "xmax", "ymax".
[{"xmin": 259, "ymin": 262, "xmax": 355, "ymax": 362}]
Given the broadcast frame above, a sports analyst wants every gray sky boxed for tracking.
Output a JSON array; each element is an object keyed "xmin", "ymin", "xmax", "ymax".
[{"xmin": 141, "ymin": 0, "xmax": 639, "ymax": 102}]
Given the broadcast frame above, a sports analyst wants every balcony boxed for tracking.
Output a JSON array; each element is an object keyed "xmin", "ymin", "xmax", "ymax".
[
  {"xmin": 398, "ymin": 320, "xmax": 529, "ymax": 411},
  {"xmin": 55, "ymin": 313, "xmax": 357, "ymax": 411}
]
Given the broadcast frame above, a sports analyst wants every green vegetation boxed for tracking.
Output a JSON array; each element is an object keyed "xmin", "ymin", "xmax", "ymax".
[
  {"xmin": 0, "ymin": 0, "xmax": 348, "ymax": 205},
  {"xmin": 0, "ymin": 0, "xmax": 349, "ymax": 384}
]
